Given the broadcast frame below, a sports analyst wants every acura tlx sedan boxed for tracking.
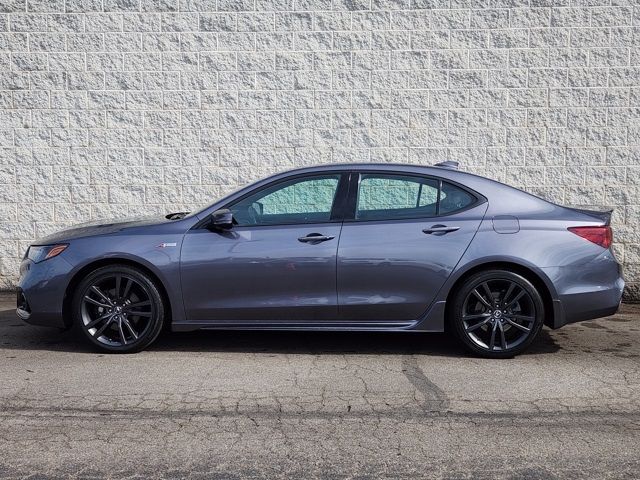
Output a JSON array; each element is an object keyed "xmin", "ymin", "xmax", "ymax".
[{"xmin": 17, "ymin": 162, "xmax": 624, "ymax": 357}]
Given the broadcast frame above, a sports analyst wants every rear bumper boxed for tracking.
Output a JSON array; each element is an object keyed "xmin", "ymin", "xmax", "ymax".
[
  {"xmin": 17, "ymin": 255, "xmax": 73, "ymax": 329},
  {"xmin": 543, "ymin": 253, "xmax": 624, "ymax": 329},
  {"xmin": 552, "ymin": 281, "xmax": 623, "ymax": 328}
]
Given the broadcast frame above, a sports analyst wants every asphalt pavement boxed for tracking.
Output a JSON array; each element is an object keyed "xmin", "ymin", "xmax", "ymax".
[{"xmin": 0, "ymin": 293, "xmax": 639, "ymax": 479}]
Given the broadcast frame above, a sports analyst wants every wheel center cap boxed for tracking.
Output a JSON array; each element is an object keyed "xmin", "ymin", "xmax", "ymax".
[
  {"xmin": 115, "ymin": 306, "xmax": 122, "ymax": 313},
  {"xmin": 494, "ymin": 310, "xmax": 503, "ymax": 318}
]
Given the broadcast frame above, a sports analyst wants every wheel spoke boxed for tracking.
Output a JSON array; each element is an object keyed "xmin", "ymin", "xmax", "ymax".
[
  {"xmin": 489, "ymin": 321, "xmax": 498, "ymax": 350},
  {"xmin": 118, "ymin": 321, "xmax": 127, "ymax": 345},
  {"xmin": 501, "ymin": 282, "xmax": 515, "ymax": 307},
  {"xmin": 505, "ymin": 318, "xmax": 531, "ymax": 332},
  {"xmin": 84, "ymin": 296, "xmax": 111, "ymax": 309},
  {"xmin": 127, "ymin": 311, "xmax": 152, "ymax": 317},
  {"xmin": 93, "ymin": 318, "xmax": 113, "ymax": 338},
  {"xmin": 85, "ymin": 311, "xmax": 112, "ymax": 329},
  {"xmin": 122, "ymin": 318, "xmax": 138, "ymax": 340},
  {"xmin": 498, "ymin": 321, "xmax": 507, "ymax": 350},
  {"xmin": 115, "ymin": 274, "xmax": 121, "ymax": 299},
  {"xmin": 462, "ymin": 313, "xmax": 491, "ymax": 321},
  {"xmin": 471, "ymin": 289, "xmax": 492, "ymax": 309},
  {"xmin": 510, "ymin": 314, "xmax": 535, "ymax": 323},
  {"xmin": 91, "ymin": 286, "xmax": 112, "ymax": 305},
  {"xmin": 481, "ymin": 282, "xmax": 494, "ymax": 305},
  {"xmin": 125, "ymin": 300, "xmax": 150, "ymax": 310},
  {"xmin": 504, "ymin": 289, "xmax": 526, "ymax": 309},
  {"xmin": 122, "ymin": 278, "xmax": 132, "ymax": 299},
  {"xmin": 466, "ymin": 318, "xmax": 491, "ymax": 332}
]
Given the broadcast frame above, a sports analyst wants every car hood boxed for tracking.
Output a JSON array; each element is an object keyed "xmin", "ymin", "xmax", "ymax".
[{"xmin": 35, "ymin": 214, "xmax": 172, "ymax": 244}]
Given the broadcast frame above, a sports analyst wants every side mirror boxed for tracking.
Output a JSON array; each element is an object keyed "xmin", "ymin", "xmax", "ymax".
[{"xmin": 210, "ymin": 209, "xmax": 233, "ymax": 230}]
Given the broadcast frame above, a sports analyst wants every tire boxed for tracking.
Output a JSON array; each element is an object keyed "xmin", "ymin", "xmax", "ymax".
[
  {"xmin": 450, "ymin": 269, "xmax": 544, "ymax": 359},
  {"xmin": 72, "ymin": 264, "xmax": 165, "ymax": 353}
]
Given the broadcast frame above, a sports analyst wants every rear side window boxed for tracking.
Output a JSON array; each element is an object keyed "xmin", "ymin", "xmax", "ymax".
[
  {"xmin": 439, "ymin": 182, "xmax": 476, "ymax": 215},
  {"xmin": 355, "ymin": 174, "xmax": 476, "ymax": 221}
]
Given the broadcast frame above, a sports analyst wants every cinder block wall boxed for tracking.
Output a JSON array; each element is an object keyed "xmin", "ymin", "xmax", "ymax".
[{"xmin": 0, "ymin": 1, "xmax": 638, "ymax": 299}]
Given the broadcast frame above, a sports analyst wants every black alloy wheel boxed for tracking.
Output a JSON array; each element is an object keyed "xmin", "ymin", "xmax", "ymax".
[
  {"xmin": 451, "ymin": 270, "xmax": 544, "ymax": 358},
  {"xmin": 72, "ymin": 265, "xmax": 165, "ymax": 353}
]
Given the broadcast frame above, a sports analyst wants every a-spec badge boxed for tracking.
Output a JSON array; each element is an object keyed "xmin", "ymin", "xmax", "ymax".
[{"xmin": 156, "ymin": 242, "xmax": 177, "ymax": 248}]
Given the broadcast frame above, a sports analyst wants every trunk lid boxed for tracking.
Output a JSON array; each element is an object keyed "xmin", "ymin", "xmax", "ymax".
[{"xmin": 566, "ymin": 207, "xmax": 613, "ymax": 225}]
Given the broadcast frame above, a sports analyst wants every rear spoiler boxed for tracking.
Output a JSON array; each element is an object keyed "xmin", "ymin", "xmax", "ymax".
[
  {"xmin": 569, "ymin": 207, "xmax": 613, "ymax": 225},
  {"xmin": 433, "ymin": 161, "xmax": 459, "ymax": 170}
]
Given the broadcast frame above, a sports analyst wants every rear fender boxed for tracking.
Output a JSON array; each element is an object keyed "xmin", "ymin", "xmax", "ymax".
[{"xmin": 411, "ymin": 255, "xmax": 561, "ymax": 332}]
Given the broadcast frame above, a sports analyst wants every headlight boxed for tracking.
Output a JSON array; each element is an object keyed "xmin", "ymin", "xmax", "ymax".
[{"xmin": 27, "ymin": 244, "xmax": 68, "ymax": 263}]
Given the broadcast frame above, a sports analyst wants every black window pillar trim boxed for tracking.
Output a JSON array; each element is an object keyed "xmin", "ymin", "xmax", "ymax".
[
  {"xmin": 329, "ymin": 172, "xmax": 352, "ymax": 222},
  {"xmin": 343, "ymin": 172, "xmax": 360, "ymax": 221}
]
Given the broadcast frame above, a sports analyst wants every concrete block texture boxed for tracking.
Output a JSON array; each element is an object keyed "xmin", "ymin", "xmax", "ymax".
[{"xmin": 0, "ymin": 1, "xmax": 638, "ymax": 300}]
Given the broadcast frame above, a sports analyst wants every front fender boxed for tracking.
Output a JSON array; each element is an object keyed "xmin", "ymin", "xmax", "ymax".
[{"xmin": 61, "ymin": 234, "xmax": 186, "ymax": 326}]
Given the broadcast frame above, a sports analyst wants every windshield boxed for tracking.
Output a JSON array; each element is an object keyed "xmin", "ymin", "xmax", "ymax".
[{"xmin": 187, "ymin": 177, "xmax": 277, "ymax": 218}]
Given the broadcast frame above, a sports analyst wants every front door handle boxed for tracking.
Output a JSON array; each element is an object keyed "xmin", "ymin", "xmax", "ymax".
[
  {"xmin": 422, "ymin": 225, "xmax": 460, "ymax": 235},
  {"xmin": 298, "ymin": 233, "xmax": 335, "ymax": 244}
]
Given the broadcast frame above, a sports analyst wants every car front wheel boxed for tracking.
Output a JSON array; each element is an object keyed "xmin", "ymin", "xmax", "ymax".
[
  {"xmin": 72, "ymin": 265, "xmax": 165, "ymax": 353},
  {"xmin": 450, "ymin": 269, "xmax": 544, "ymax": 358}
]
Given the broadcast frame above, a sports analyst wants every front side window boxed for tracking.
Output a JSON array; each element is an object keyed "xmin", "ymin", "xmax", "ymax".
[
  {"xmin": 230, "ymin": 174, "xmax": 341, "ymax": 226},
  {"xmin": 355, "ymin": 174, "xmax": 476, "ymax": 221}
]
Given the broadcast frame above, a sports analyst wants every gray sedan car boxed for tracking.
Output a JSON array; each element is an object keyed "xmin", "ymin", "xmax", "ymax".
[{"xmin": 17, "ymin": 163, "xmax": 624, "ymax": 357}]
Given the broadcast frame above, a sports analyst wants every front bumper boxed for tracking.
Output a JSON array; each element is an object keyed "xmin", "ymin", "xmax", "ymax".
[
  {"xmin": 17, "ymin": 254, "xmax": 74, "ymax": 328},
  {"xmin": 16, "ymin": 288, "xmax": 31, "ymax": 320}
]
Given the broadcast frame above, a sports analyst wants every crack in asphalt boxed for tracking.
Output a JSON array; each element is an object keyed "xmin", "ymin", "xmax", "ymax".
[
  {"xmin": 3, "ymin": 405, "xmax": 640, "ymax": 422},
  {"xmin": 401, "ymin": 354, "xmax": 450, "ymax": 412}
]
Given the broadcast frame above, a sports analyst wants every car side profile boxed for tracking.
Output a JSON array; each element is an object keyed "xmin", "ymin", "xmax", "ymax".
[{"xmin": 17, "ymin": 163, "xmax": 624, "ymax": 358}]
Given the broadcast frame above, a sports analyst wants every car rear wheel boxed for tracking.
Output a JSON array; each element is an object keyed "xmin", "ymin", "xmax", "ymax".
[
  {"xmin": 72, "ymin": 265, "xmax": 165, "ymax": 353},
  {"xmin": 450, "ymin": 270, "xmax": 544, "ymax": 358}
]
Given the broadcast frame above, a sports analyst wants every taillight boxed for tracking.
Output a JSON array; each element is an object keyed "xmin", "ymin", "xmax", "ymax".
[{"xmin": 568, "ymin": 226, "xmax": 612, "ymax": 249}]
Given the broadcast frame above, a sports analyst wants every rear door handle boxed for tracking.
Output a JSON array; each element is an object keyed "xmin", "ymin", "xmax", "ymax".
[
  {"xmin": 422, "ymin": 225, "xmax": 460, "ymax": 235},
  {"xmin": 298, "ymin": 233, "xmax": 335, "ymax": 243}
]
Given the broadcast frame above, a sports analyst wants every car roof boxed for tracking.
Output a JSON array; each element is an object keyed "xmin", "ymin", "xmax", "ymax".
[
  {"xmin": 281, "ymin": 162, "xmax": 456, "ymax": 173},
  {"xmin": 276, "ymin": 162, "xmax": 494, "ymax": 186}
]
